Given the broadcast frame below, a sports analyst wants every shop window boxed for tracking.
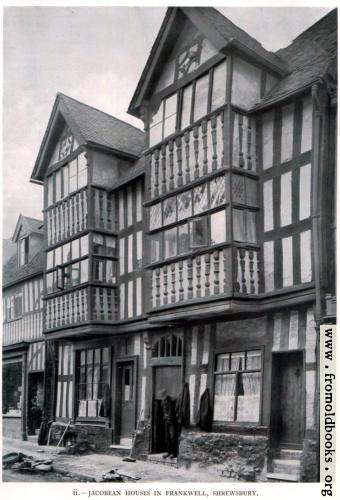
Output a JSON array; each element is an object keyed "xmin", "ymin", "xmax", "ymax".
[
  {"xmin": 2, "ymin": 361, "xmax": 22, "ymax": 415},
  {"xmin": 213, "ymin": 350, "xmax": 262, "ymax": 423},
  {"xmin": 76, "ymin": 347, "xmax": 109, "ymax": 418},
  {"xmin": 152, "ymin": 334, "xmax": 182, "ymax": 358}
]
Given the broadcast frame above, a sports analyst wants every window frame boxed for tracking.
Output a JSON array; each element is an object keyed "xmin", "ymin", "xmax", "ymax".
[
  {"xmin": 212, "ymin": 347, "xmax": 263, "ymax": 425},
  {"xmin": 75, "ymin": 347, "xmax": 110, "ymax": 420},
  {"xmin": 148, "ymin": 58, "xmax": 228, "ymax": 149}
]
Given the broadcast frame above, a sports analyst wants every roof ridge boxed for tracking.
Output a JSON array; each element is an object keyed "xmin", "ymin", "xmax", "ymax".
[{"xmin": 58, "ymin": 92, "xmax": 144, "ymax": 135}]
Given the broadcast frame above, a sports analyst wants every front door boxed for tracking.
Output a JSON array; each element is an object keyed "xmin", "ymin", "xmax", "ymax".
[
  {"xmin": 27, "ymin": 372, "xmax": 44, "ymax": 435},
  {"xmin": 271, "ymin": 352, "xmax": 304, "ymax": 448},
  {"xmin": 152, "ymin": 365, "xmax": 181, "ymax": 453},
  {"xmin": 116, "ymin": 361, "xmax": 135, "ymax": 443}
]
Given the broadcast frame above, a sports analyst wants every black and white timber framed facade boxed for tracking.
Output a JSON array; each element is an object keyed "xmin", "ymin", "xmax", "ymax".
[{"xmin": 3, "ymin": 7, "xmax": 337, "ymax": 483}]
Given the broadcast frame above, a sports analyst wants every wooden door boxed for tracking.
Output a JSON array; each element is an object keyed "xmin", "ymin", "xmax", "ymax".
[
  {"xmin": 116, "ymin": 361, "xmax": 135, "ymax": 441},
  {"xmin": 152, "ymin": 365, "xmax": 181, "ymax": 453},
  {"xmin": 271, "ymin": 352, "xmax": 304, "ymax": 448}
]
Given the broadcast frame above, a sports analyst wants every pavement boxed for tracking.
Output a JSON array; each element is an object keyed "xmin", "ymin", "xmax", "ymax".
[{"xmin": 2, "ymin": 437, "xmax": 230, "ymax": 483}]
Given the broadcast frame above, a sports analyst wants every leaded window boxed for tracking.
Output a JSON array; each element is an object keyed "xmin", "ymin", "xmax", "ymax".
[
  {"xmin": 76, "ymin": 347, "xmax": 109, "ymax": 418},
  {"xmin": 149, "ymin": 203, "xmax": 162, "ymax": 231},
  {"xmin": 177, "ymin": 191, "xmax": 192, "ymax": 220},
  {"xmin": 210, "ymin": 176, "xmax": 226, "ymax": 208},
  {"xmin": 152, "ymin": 334, "xmax": 182, "ymax": 358},
  {"xmin": 163, "ymin": 196, "xmax": 177, "ymax": 225},
  {"xmin": 213, "ymin": 350, "xmax": 262, "ymax": 423},
  {"xmin": 193, "ymin": 183, "xmax": 208, "ymax": 214}
]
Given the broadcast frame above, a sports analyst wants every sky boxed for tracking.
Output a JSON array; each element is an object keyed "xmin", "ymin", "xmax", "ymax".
[{"xmin": 2, "ymin": 4, "xmax": 334, "ymax": 239}]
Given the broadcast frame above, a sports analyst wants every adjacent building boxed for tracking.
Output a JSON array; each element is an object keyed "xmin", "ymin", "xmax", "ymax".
[
  {"xmin": 3, "ymin": 6, "xmax": 336, "ymax": 482},
  {"xmin": 3, "ymin": 215, "xmax": 45, "ymax": 440}
]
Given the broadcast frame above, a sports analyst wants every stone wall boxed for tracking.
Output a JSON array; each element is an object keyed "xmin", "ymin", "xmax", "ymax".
[
  {"xmin": 178, "ymin": 430, "xmax": 268, "ymax": 481},
  {"xmin": 48, "ymin": 422, "xmax": 113, "ymax": 452},
  {"xmin": 300, "ymin": 439, "xmax": 318, "ymax": 482}
]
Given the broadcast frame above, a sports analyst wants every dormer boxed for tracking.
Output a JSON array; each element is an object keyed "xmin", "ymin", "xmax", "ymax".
[{"xmin": 12, "ymin": 215, "xmax": 44, "ymax": 267}]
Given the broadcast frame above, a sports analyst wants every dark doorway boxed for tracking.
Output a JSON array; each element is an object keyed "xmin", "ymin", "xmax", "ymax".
[
  {"xmin": 152, "ymin": 365, "xmax": 181, "ymax": 453},
  {"xmin": 27, "ymin": 372, "xmax": 44, "ymax": 435},
  {"xmin": 115, "ymin": 360, "xmax": 136, "ymax": 444},
  {"xmin": 270, "ymin": 351, "xmax": 304, "ymax": 449}
]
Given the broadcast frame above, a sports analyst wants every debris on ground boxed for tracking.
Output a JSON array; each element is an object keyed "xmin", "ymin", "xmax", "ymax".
[
  {"xmin": 102, "ymin": 468, "xmax": 140, "ymax": 482},
  {"xmin": 3, "ymin": 452, "xmax": 53, "ymax": 473}
]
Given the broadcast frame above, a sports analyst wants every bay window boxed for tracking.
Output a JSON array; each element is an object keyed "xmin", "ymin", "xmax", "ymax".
[
  {"xmin": 213, "ymin": 349, "xmax": 262, "ymax": 423},
  {"xmin": 45, "ymin": 152, "xmax": 88, "ymax": 207},
  {"xmin": 149, "ymin": 59, "xmax": 227, "ymax": 148}
]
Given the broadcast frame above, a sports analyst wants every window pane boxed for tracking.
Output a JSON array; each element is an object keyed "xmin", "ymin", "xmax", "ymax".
[
  {"xmin": 163, "ymin": 94, "xmax": 178, "ymax": 139},
  {"xmin": 163, "ymin": 196, "xmax": 177, "ymax": 225},
  {"xmin": 181, "ymin": 84, "xmax": 193, "ymax": 130},
  {"xmin": 80, "ymin": 259, "xmax": 88, "ymax": 284},
  {"xmin": 236, "ymin": 372, "xmax": 261, "ymax": 423},
  {"xmin": 164, "ymin": 227, "xmax": 177, "ymax": 258},
  {"xmin": 246, "ymin": 211, "xmax": 257, "ymax": 243},
  {"xmin": 178, "ymin": 223, "xmax": 190, "ymax": 254},
  {"xmin": 210, "ymin": 176, "xmax": 226, "ymax": 208},
  {"xmin": 190, "ymin": 218, "xmax": 207, "ymax": 247},
  {"xmin": 63, "ymin": 165, "xmax": 69, "ymax": 198},
  {"xmin": 102, "ymin": 348, "xmax": 109, "ymax": 364},
  {"xmin": 93, "ymin": 234, "xmax": 104, "ymax": 254},
  {"xmin": 71, "ymin": 262, "xmax": 80, "ymax": 286},
  {"xmin": 231, "ymin": 352, "xmax": 245, "ymax": 371},
  {"xmin": 47, "ymin": 176, "xmax": 53, "ymax": 206},
  {"xmin": 150, "ymin": 233, "xmax": 161, "ymax": 263},
  {"xmin": 233, "ymin": 209, "xmax": 246, "ymax": 241},
  {"xmin": 46, "ymin": 251, "xmax": 54, "ymax": 270},
  {"xmin": 54, "ymin": 246, "xmax": 62, "ymax": 266},
  {"xmin": 177, "ymin": 191, "xmax": 192, "ymax": 220},
  {"xmin": 94, "ymin": 259, "xmax": 104, "ymax": 281},
  {"xmin": 106, "ymin": 260, "xmax": 116, "ymax": 284},
  {"xmin": 246, "ymin": 350, "xmax": 261, "ymax": 370},
  {"xmin": 216, "ymin": 353, "xmax": 230, "ymax": 372},
  {"xmin": 213, "ymin": 373, "xmax": 236, "ymax": 421},
  {"xmin": 211, "ymin": 61, "xmax": 227, "ymax": 111},
  {"xmin": 62, "ymin": 242, "xmax": 71, "ymax": 263},
  {"xmin": 55, "ymin": 170, "xmax": 62, "ymax": 202},
  {"xmin": 80, "ymin": 235, "xmax": 89, "ymax": 256},
  {"xmin": 193, "ymin": 184, "xmax": 208, "ymax": 214},
  {"xmin": 71, "ymin": 239, "xmax": 80, "ymax": 260},
  {"xmin": 149, "ymin": 203, "xmax": 162, "ymax": 230},
  {"xmin": 69, "ymin": 159, "xmax": 77, "ymax": 193},
  {"xmin": 149, "ymin": 122, "xmax": 163, "ymax": 148},
  {"xmin": 211, "ymin": 209, "xmax": 226, "ymax": 245},
  {"xmin": 193, "ymin": 73, "xmax": 209, "ymax": 121},
  {"xmin": 106, "ymin": 236, "xmax": 116, "ymax": 256},
  {"xmin": 78, "ymin": 167, "xmax": 87, "ymax": 189}
]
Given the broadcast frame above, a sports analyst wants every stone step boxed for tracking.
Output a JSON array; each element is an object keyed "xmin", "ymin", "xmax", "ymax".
[
  {"xmin": 147, "ymin": 453, "xmax": 178, "ymax": 468},
  {"xmin": 267, "ymin": 472, "xmax": 299, "ymax": 483},
  {"xmin": 278, "ymin": 448, "xmax": 303, "ymax": 460},
  {"xmin": 109, "ymin": 444, "xmax": 131, "ymax": 457},
  {"xmin": 272, "ymin": 458, "xmax": 300, "ymax": 476}
]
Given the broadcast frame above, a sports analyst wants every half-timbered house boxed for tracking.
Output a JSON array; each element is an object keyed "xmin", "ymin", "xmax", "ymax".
[
  {"xmin": 127, "ymin": 7, "xmax": 337, "ymax": 481},
  {"xmin": 2, "ymin": 215, "xmax": 45, "ymax": 440},
  {"xmin": 23, "ymin": 7, "xmax": 337, "ymax": 482}
]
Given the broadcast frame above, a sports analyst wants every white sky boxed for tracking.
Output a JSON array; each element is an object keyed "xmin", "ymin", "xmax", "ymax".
[{"xmin": 2, "ymin": 5, "xmax": 333, "ymax": 239}]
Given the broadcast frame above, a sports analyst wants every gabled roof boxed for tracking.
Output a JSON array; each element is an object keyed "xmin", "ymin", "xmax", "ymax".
[
  {"xmin": 128, "ymin": 7, "xmax": 288, "ymax": 117},
  {"xmin": 31, "ymin": 93, "xmax": 145, "ymax": 183},
  {"xmin": 12, "ymin": 214, "xmax": 44, "ymax": 242},
  {"xmin": 253, "ymin": 9, "xmax": 337, "ymax": 110},
  {"xmin": 3, "ymin": 238, "xmax": 16, "ymax": 265},
  {"xmin": 3, "ymin": 250, "xmax": 44, "ymax": 288}
]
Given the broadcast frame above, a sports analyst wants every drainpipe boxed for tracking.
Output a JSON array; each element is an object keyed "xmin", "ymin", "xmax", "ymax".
[{"xmin": 311, "ymin": 81, "xmax": 328, "ymax": 481}]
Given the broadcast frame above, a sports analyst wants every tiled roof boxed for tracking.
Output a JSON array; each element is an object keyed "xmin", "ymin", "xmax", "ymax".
[
  {"xmin": 3, "ymin": 250, "xmax": 44, "ymax": 288},
  {"xmin": 3, "ymin": 238, "xmax": 16, "ymax": 265},
  {"xmin": 59, "ymin": 93, "xmax": 145, "ymax": 158},
  {"xmin": 254, "ymin": 9, "xmax": 337, "ymax": 109},
  {"xmin": 111, "ymin": 157, "xmax": 145, "ymax": 191},
  {"xmin": 22, "ymin": 216, "xmax": 44, "ymax": 234},
  {"xmin": 194, "ymin": 7, "xmax": 287, "ymax": 72}
]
